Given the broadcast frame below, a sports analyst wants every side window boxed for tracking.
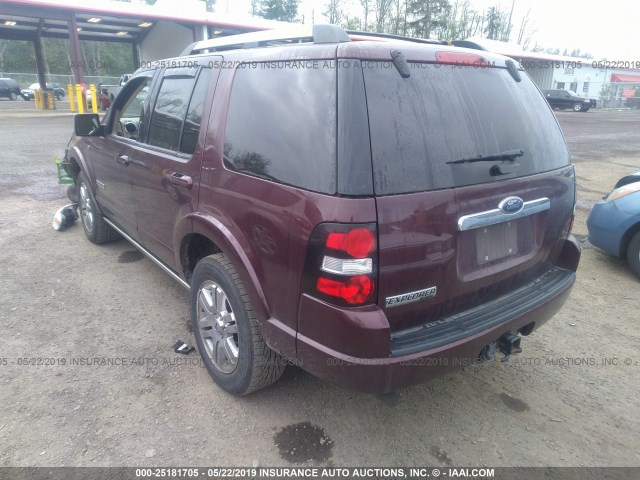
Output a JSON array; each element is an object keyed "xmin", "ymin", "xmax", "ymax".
[
  {"xmin": 147, "ymin": 67, "xmax": 211, "ymax": 154},
  {"xmin": 113, "ymin": 77, "xmax": 151, "ymax": 141},
  {"xmin": 223, "ymin": 62, "xmax": 337, "ymax": 194},
  {"xmin": 180, "ymin": 68, "xmax": 212, "ymax": 155}
]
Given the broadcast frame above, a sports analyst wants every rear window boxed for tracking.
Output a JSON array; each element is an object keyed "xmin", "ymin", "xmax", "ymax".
[
  {"xmin": 364, "ymin": 63, "xmax": 570, "ymax": 195},
  {"xmin": 223, "ymin": 61, "xmax": 337, "ymax": 194}
]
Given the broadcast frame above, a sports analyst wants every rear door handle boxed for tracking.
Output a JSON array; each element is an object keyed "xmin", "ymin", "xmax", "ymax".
[
  {"xmin": 170, "ymin": 172, "xmax": 193, "ymax": 189},
  {"xmin": 116, "ymin": 154, "xmax": 130, "ymax": 166}
]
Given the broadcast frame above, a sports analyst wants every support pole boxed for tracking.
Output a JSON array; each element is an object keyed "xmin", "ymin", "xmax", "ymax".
[
  {"xmin": 132, "ymin": 41, "xmax": 140, "ymax": 71},
  {"xmin": 34, "ymin": 19, "xmax": 47, "ymax": 93},
  {"xmin": 67, "ymin": 14, "xmax": 85, "ymax": 84}
]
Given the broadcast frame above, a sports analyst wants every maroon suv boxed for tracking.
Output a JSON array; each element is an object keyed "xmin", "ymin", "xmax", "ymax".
[{"xmin": 67, "ymin": 25, "xmax": 580, "ymax": 395}]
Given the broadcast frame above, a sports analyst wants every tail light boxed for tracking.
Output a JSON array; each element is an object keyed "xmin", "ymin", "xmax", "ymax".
[{"xmin": 302, "ymin": 223, "xmax": 377, "ymax": 306}]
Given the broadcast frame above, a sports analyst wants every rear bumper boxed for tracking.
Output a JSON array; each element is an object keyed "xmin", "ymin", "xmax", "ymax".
[{"xmin": 296, "ymin": 261, "xmax": 577, "ymax": 394}]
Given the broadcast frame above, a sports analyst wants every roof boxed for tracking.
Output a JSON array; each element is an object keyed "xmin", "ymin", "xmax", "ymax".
[{"xmin": 0, "ymin": 0, "xmax": 287, "ymax": 42}]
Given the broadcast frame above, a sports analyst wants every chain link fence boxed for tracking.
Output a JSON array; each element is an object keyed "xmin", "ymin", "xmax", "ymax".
[{"xmin": 0, "ymin": 72, "xmax": 121, "ymax": 89}]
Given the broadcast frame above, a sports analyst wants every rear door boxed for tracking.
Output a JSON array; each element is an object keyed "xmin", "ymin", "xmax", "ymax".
[{"xmin": 363, "ymin": 61, "xmax": 574, "ymax": 333}]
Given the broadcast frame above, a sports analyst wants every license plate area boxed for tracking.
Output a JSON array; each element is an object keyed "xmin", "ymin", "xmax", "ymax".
[{"xmin": 475, "ymin": 220, "xmax": 518, "ymax": 265}]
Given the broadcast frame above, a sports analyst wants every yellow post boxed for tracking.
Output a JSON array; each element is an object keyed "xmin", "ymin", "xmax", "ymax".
[
  {"xmin": 47, "ymin": 91, "xmax": 56, "ymax": 110},
  {"xmin": 89, "ymin": 84, "xmax": 98, "ymax": 113},
  {"xmin": 75, "ymin": 84, "xmax": 85, "ymax": 113},
  {"xmin": 34, "ymin": 89, "xmax": 41, "ymax": 109},
  {"xmin": 68, "ymin": 84, "xmax": 75, "ymax": 112}
]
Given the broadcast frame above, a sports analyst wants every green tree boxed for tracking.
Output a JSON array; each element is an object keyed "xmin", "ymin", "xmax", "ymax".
[
  {"xmin": 257, "ymin": 0, "xmax": 300, "ymax": 22},
  {"xmin": 324, "ymin": 0, "xmax": 344, "ymax": 24},
  {"xmin": 483, "ymin": 6, "xmax": 510, "ymax": 41},
  {"xmin": 599, "ymin": 83, "xmax": 611, "ymax": 108},
  {"xmin": 374, "ymin": 0, "xmax": 395, "ymax": 32},
  {"xmin": 441, "ymin": 0, "xmax": 482, "ymax": 40},
  {"xmin": 359, "ymin": 0, "xmax": 371, "ymax": 30},
  {"xmin": 407, "ymin": 0, "xmax": 451, "ymax": 39}
]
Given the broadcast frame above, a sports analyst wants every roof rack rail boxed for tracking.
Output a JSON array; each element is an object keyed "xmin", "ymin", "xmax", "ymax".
[
  {"xmin": 182, "ymin": 24, "xmax": 350, "ymax": 56},
  {"xmin": 346, "ymin": 30, "xmax": 447, "ymax": 45},
  {"xmin": 450, "ymin": 40, "xmax": 488, "ymax": 51}
]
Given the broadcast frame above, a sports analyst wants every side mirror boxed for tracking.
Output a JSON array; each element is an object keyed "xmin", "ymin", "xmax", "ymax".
[{"xmin": 74, "ymin": 113, "xmax": 103, "ymax": 136}]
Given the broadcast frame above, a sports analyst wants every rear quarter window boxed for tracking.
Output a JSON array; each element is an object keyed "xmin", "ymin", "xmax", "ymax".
[
  {"xmin": 223, "ymin": 61, "xmax": 337, "ymax": 194},
  {"xmin": 364, "ymin": 63, "xmax": 570, "ymax": 195}
]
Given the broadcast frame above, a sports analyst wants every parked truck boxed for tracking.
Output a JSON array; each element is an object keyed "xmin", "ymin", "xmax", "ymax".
[{"xmin": 99, "ymin": 74, "xmax": 131, "ymax": 110}]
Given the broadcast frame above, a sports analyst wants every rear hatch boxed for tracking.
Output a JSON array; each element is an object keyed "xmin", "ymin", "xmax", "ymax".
[{"xmin": 361, "ymin": 52, "xmax": 575, "ymax": 333}]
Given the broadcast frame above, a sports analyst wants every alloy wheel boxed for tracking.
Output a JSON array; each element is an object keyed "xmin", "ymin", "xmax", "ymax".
[{"xmin": 197, "ymin": 280, "xmax": 239, "ymax": 374}]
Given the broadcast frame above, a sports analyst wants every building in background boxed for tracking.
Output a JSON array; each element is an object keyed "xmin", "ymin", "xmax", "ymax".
[{"xmin": 466, "ymin": 37, "xmax": 640, "ymax": 108}]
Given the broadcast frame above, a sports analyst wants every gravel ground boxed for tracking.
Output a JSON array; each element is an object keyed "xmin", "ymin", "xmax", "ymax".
[{"xmin": 0, "ymin": 107, "xmax": 639, "ymax": 468}]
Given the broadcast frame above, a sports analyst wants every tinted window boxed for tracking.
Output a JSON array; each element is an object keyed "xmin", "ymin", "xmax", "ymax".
[
  {"xmin": 148, "ymin": 69, "xmax": 196, "ymax": 152},
  {"xmin": 364, "ymin": 63, "xmax": 570, "ymax": 195},
  {"xmin": 224, "ymin": 61, "xmax": 337, "ymax": 194},
  {"xmin": 180, "ymin": 68, "xmax": 212, "ymax": 154}
]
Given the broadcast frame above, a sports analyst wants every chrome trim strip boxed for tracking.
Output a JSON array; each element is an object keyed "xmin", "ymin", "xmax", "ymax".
[
  {"xmin": 103, "ymin": 218, "xmax": 190, "ymax": 290},
  {"xmin": 457, "ymin": 197, "xmax": 550, "ymax": 231}
]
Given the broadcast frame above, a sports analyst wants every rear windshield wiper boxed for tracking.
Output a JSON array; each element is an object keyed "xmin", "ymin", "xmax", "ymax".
[{"xmin": 446, "ymin": 149, "xmax": 524, "ymax": 165}]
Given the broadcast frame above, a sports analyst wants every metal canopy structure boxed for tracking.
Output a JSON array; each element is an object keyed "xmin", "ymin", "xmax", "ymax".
[{"xmin": 0, "ymin": 0, "xmax": 283, "ymax": 86}]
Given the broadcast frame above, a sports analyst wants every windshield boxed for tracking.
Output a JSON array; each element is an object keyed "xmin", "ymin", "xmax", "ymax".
[{"xmin": 363, "ymin": 63, "xmax": 571, "ymax": 195}]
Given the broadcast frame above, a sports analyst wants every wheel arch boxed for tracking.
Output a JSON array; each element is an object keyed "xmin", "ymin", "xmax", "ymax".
[
  {"xmin": 178, "ymin": 213, "xmax": 271, "ymax": 322},
  {"xmin": 619, "ymin": 221, "xmax": 640, "ymax": 257},
  {"xmin": 67, "ymin": 145, "xmax": 94, "ymax": 187}
]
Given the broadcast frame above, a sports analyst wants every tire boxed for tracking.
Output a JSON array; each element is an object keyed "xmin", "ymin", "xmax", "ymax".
[
  {"xmin": 10, "ymin": 92, "xmax": 17, "ymax": 100},
  {"xmin": 190, "ymin": 254, "xmax": 285, "ymax": 395},
  {"xmin": 77, "ymin": 172, "xmax": 120, "ymax": 244},
  {"xmin": 626, "ymin": 231, "xmax": 640, "ymax": 279},
  {"xmin": 573, "ymin": 102, "xmax": 583, "ymax": 112}
]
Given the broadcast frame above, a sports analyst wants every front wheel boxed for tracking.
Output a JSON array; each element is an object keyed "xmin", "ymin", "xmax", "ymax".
[
  {"xmin": 77, "ymin": 172, "xmax": 120, "ymax": 244},
  {"xmin": 573, "ymin": 102, "xmax": 583, "ymax": 112},
  {"xmin": 626, "ymin": 231, "xmax": 640, "ymax": 279},
  {"xmin": 190, "ymin": 254, "xmax": 285, "ymax": 395}
]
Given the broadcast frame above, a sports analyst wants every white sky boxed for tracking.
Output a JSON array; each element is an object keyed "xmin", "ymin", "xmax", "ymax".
[{"xmin": 220, "ymin": 0, "xmax": 640, "ymax": 60}]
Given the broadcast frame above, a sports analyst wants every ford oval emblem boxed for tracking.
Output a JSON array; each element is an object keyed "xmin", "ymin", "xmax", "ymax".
[{"xmin": 499, "ymin": 196, "xmax": 524, "ymax": 214}]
